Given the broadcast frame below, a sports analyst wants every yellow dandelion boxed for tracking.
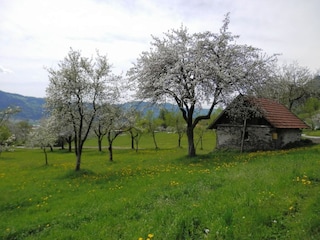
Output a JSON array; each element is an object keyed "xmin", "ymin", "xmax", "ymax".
[{"xmin": 148, "ymin": 233, "xmax": 154, "ymax": 238}]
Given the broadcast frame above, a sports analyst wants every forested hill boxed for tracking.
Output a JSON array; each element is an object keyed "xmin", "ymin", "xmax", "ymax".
[
  {"xmin": 0, "ymin": 90, "xmax": 46, "ymax": 121},
  {"xmin": 0, "ymin": 90, "xmax": 210, "ymax": 122}
]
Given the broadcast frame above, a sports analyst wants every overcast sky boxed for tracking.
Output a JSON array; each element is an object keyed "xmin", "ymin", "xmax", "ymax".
[{"xmin": 0, "ymin": 0, "xmax": 319, "ymax": 98}]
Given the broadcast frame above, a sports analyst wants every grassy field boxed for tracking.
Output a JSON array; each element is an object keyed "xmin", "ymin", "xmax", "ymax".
[
  {"xmin": 304, "ymin": 130, "xmax": 320, "ymax": 137},
  {"xmin": 1, "ymin": 132, "xmax": 320, "ymax": 239}
]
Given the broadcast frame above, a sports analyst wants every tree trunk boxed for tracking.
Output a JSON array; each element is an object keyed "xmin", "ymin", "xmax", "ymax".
[
  {"xmin": 43, "ymin": 147, "xmax": 48, "ymax": 165},
  {"xmin": 152, "ymin": 131, "xmax": 158, "ymax": 149},
  {"xmin": 129, "ymin": 130, "xmax": 135, "ymax": 149},
  {"xmin": 178, "ymin": 135, "xmax": 182, "ymax": 148},
  {"xmin": 107, "ymin": 132, "xmax": 113, "ymax": 162},
  {"xmin": 196, "ymin": 136, "xmax": 203, "ymax": 150},
  {"xmin": 98, "ymin": 137, "xmax": 102, "ymax": 152},
  {"xmin": 240, "ymin": 118, "xmax": 247, "ymax": 153},
  {"xmin": 74, "ymin": 137, "xmax": 78, "ymax": 156},
  {"xmin": 68, "ymin": 141, "xmax": 72, "ymax": 152},
  {"xmin": 75, "ymin": 154, "xmax": 81, "ymax": 171},
  {"xmin": 65, "ymin": 136, "xmax": 72, "ymax": 152},
  {"xmin": 134, "ymin": 137, "xmax": 139, "ymax": 152},
  {"xmin": 131, "ymin": 136, "xmax": 135, "ymax": 149},
  {"xmin": 186, "ymin": 124, "xmax": 196, "ymax": 157},
  {"xmin": 75, "ymin": 141, "xmax": 82, "ymax": 171},
  {"xmin": 108, "ymin": 144, "xmax": 113, "ymax": 162}
]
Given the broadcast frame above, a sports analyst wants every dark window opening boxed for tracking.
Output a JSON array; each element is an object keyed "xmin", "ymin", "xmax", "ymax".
[{"xmin": 244, "ymin": 131, "xmax": 249, "ymax": 141}]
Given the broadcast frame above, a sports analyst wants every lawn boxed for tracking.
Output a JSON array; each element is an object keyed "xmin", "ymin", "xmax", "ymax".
[{"xmin": 1, "ymin": 131, "xmax": 320, "ymax": 239}]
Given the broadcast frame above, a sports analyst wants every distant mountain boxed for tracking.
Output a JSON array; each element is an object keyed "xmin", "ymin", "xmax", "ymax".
[
  {"xmin": 0, "ymin": 90, "xmax": 211, "ymax": 122},
  {"xmin": 120, "ymin": 101, "xmax": 179, "ymax": 117},
  {"xmin": 120, "ymin": 101, "xmax": 210, "ymax": 117},
  {"xmin": 0, "ymin": 90, "xmax": 45, "ymax": 122}
]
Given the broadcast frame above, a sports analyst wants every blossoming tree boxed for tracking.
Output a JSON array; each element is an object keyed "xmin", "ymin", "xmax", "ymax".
[
  {"xmin": 46, "ymin": 49, "xmax": 118, "ymax": 170},
  {"xmin": 128, "ymin": 14, "xmax": 277, "ymax": 156}
]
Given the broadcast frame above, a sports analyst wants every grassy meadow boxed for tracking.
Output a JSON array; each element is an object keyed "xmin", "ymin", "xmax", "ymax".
[{"xmin": 1, "ymin": 132, "xmax": 320, "ymax": 239}]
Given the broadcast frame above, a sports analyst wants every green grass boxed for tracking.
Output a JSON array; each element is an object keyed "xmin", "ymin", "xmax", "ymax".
[
  {"xmin": 1, "ymin": 132, "xmax": 320, "ymax": 239},
  {"xmin": 85, "ymin": 131, "xmax": 216, "ymax": 150},
  {"xmin": 304, "ymin": 130, "xmax": 320, "ymax": 137}
]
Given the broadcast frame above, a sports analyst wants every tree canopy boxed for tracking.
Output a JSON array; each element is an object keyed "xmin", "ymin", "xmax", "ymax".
[
  {"xmin": 46, "ymin": 48, "xmax": 118, "ymax": 170},
  {"xmin": 128, "ymin": 14, "xmax": 277, "ymax": 156}
]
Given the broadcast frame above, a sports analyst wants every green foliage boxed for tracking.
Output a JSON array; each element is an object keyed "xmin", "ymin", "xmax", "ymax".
[
  {"xmin": 0, "ymin": 137, "xmax": 320, "ymax": 239},
  {"xmin": 298, "ymin": 97, "xmax": 320, "ymax": 129},
  {"xmin": 0, "ymin": 125, "xmax": 11, "ymax": 144}
]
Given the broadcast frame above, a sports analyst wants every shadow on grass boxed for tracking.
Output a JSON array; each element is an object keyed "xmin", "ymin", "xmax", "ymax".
[
  {"xmin": 175, "ymin": 149, "xmax": 240, "ymax": 165},
  {"xmin": 60, "ymin": 168, "xmax": 128, "ymax": 184},
  {"xmin": 62, "ymin": 169, "xmax": 96, "ymax": 179}
]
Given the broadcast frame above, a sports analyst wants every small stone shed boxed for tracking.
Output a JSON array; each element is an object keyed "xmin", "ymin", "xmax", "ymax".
[{"xmin": 208, "ymin": 96, "xmax": 309, "ymax": 151}]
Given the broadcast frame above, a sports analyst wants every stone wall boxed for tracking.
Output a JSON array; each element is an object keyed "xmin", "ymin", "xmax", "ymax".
[
  {"xmin": 215, "ymin": 124, "xmax": 302, "ymax": 151},
  {"xmin": 277, "ymin": 128, "xmax": 302, "ymax": 147}
]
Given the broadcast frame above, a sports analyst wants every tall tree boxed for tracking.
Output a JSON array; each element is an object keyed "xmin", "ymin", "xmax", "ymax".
[
  {"xmin": 46, "ymin": 49, "xmax": 115, "ymax": 171},
  {"xmin": 128, "ymin": 14, "xmax": 276, "ymax": 156}
]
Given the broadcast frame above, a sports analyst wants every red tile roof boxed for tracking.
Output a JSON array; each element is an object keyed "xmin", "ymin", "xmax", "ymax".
[
  {"xmin": 253, "ymin": 98, "xmax": 309, "ymax": 129},
  {"xmin": 209, "ymin": 96, "xmax": 309, "ymax": 129}
]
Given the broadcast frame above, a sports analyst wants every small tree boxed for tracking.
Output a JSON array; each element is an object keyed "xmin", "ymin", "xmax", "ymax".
[
  {"xmin": 195, "ymin": 121, "xmax": 209, "ymax": 150},
  {"xmin": 93, "ymin": 104, "xmax": 112, "ymax": 152},
  {"xmin": 130, "ymin": 127, "xmax": 144, "ymax": 152},
  {"xmin": 9, "ymin": 120, "xmax": 32, "ymax": 145},
  {"xmin": 105, "ymin": 106, "xmax": 133, "ymax": 161},
  {"xmin": 28, "ymin": 118, "xmax": 57, "ymax": 165},
  {"xmin": 0, "ymin": 125, "xmax": 12, "ymax": 155},
  {"xmin": 0, "ymin": 106, "xmax": 20, "ymax": 154},
  {"xmin": 140, "ymin": 110, "xmax": 162, "ymax": 149},
  {"xmin": 93, "ymin": 77, "xmax": 120, "ymax": 152},
  {"xmin": 164, "ymin": 110, "xmax": 186, "ymax": 148},
  {"xmin": 126, "ymin": 110, "xmax": 144, "ymax": 151}
]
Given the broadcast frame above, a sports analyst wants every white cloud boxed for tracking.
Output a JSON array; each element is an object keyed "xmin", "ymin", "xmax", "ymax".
[{"xmin": 0, "ymin": 65, "xmax": 13, "ymax": 73}]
